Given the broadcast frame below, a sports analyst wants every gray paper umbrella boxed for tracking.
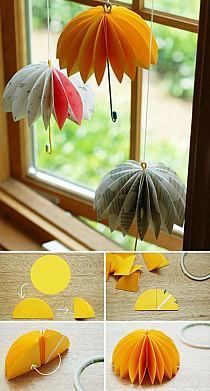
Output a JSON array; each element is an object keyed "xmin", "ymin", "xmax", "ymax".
[{"xmin": 94, "ymin": 160, "xmax": 186, "ymax": 240}]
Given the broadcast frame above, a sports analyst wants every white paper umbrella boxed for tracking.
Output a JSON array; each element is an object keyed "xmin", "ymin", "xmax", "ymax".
[
  {"xmin": 94, "ymin": 160, "xmax": 186, "ymax": 240},
  {"xmin": 3, "ymin": 62, "xmax": 94, "ymax": 130}
]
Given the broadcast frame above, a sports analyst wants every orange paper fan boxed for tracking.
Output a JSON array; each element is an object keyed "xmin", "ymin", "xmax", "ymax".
[
  {"xmin": 113, "ymin": 329, "xmax": 180, "ymax": 385},
  {"xmin": 56, "ymin": 4, "xmax": 158, "ymax": 85}
]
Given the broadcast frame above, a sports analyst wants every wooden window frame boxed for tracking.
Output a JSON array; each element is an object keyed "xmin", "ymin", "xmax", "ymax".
[{"xmin": 0, "ymin": 0, "xmax": 201, "ymax": 250}]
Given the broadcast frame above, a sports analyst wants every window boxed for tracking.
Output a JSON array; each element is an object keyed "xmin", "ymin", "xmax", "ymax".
[{"xmin": 1, "ymin": 0, "xmax": 200, "ymax": 250}]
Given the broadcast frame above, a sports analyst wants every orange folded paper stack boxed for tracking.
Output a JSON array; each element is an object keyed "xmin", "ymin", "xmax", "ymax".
[
  {"xmin": 57, "ymin": 5, "xmax": 158, "ymax": 85},
  {"xmin": 112, "ymin": 329, "xmax": 180, "ymax": 385},
  {"xmin": 5, "ymin": 330, "xmax": 70, "ymax": 380}
]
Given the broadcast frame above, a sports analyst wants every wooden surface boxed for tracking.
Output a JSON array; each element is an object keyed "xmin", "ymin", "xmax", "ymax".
[
  {"xmin": 0, "ymin": 252, "xmax": 104, "ymax": 321},
  {"xmin": 106, "ymin": 253, "xmax": 210, "ymax": 320},
  {"xmin": 0, "ymin": 322, "xmax": 104, "ymax": 391},
  {"xmin": 106, "ymin": 322, "xmax": 210, "ymax": 391}
]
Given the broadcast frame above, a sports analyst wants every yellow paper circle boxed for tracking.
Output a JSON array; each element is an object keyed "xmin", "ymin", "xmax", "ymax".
[{"xmin": 31, "ymin": 255, "xmax": 71, "ymax": 294}]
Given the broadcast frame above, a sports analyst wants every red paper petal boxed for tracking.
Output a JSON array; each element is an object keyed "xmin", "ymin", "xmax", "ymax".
[
  {"xmin": 56, "ymin": 69, "xmax": 83, "ymax": 125},
  {"xmin": 52, "ymin": 69, "xmax": 69, "ymax": 129}
]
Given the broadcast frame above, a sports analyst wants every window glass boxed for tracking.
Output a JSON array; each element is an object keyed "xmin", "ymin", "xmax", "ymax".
[
  {"xmin": 140, "ymin": 24, "xmax": 197, "ymax": 185},
  {"xmin": 145, "ymin": 0, "xmax": 200, "ymax": 20}
]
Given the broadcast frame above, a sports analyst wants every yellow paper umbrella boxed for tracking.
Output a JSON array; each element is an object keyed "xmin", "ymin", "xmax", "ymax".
[
  {"xmin": 113, "ymin": 329, "xmax": 180, "ymax": 385},
  {"xmin": 57, "ymin": 1, "xmax": 158, "ymax": 121}
]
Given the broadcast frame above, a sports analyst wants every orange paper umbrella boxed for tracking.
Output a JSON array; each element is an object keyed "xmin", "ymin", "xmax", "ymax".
[
  {"xmin": 57, "ymin": 1, "xmax": 158, "ymax": 121},
  {"xmin": 113, "ymin": 329, "xmax": 180, "ymax": 385}
]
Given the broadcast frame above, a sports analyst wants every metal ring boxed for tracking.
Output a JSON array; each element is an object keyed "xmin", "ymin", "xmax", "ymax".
[
  {"xmin": 74, "ymin": 356, "xmax": 104, "ymax": 391},
  {"xmin": 180, "ymin": 252, "xmax": 210, "ymax": 281},
  {"xmin": 180, "ymin": 323, "xmax": 210, "ymax": 349}
]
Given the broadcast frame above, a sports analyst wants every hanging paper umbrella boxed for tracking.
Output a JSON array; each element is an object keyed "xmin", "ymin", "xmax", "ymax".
[
  {"xmin": 94, "ymin": 160, "xmax": 186, "ymax": 242},
  {"xmin": 3, "ymin": 62, "xmax": 94, "ymax": 153},
  {"xmin": 56, "ymin": 1, "xmax": 158, "ymax": 121},
  {"xmin": 112, "ymin": 329, "xmax": 180, "ymax": 385}
]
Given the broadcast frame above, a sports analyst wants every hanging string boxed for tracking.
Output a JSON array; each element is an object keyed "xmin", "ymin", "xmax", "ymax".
[
  {"xmin": 104, "ymin": 0, "xmax": 117, "ymax": 122},
  {"xmin": 142, "ymin": 0, "xmax": 154, "ymax": 162},
  {"xmin": 134, "ymin": 0, "xmax": 154, "ymax": 251},
  {"xmin": 47, "ymin": 0, "xmax": 50, "ymax": 62},
  {"xmin": 46, "ymin": 0, "xmax": 52, "ymax": 154}
]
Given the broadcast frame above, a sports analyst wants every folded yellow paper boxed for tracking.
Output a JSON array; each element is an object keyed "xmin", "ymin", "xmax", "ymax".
[
  {"xmin": 116, "ymin": 271, "xmax": 140, "ymax": 292},
  {"xmin": 135, "ymin": 288, "xmax": 178, "ymax": 311},
  {"xmin": 142, "ymin": 253, "xmax": 169, "ymax": 271},
  {"xmin": 5, "ymin": 330, "xmax": 70, "ymax": 380},
  {"xmin": 114, "ymin": 255, "xmax": 136, "ymax": 276},
  {"xmin": 73, "ymin": 298, "xmax": 95, "ymax": 319},
  {"xmin": 13, "ymin": 298, "xmax": 54, "ymax": 319},
  {"xmin": 106, "ymin": 253, "xmax": 121, "ymax": 281}
]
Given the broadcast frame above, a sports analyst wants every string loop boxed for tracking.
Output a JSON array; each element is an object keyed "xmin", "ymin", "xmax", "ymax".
[{"xmin": 104, "ymin": 0, "xmax": 112, "ymax": 13}]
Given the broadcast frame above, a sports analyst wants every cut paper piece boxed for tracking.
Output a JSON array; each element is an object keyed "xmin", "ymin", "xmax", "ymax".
[
  {"xmin": 94, "ymin": 161, "xmax": 186, "ymax": 241},
  {"xmin": 5, "ymin": 329, "xmax": 70, "ymax": 380},
  {"xmin": 31, "ymin": 255, "xmax": 71, "ymax": 295},
  {"xmin": 116, "ymin": 271, "xmax": 140, "ymax": 292},
  {"xmin": 13, "ymin": 298, "xmax": 54, "ymax": 319},
  {"xmin": 112, "ymin": 329, "xmax": 180, "ymax": 385},
  {"xmin": 57, "ymin": 6, "xmax": 158, "ymax": 85},
  {"xmin": 135, "ymin": 288, "xmax": 178, "ymax": 311},
  {"xmin": 73, "ymin": 298, "xmax": 95, "ymax": 319},
  {"xmin": 143, "ymin": 253, "xmax": 169, "ymax": 271},
  {"xmin": 114, "ymin": 255, "xmax": 136, "ymax": 276},
  {"xmin": 106, "ymin": 253, "xmax": 121, "ymax": 281}
]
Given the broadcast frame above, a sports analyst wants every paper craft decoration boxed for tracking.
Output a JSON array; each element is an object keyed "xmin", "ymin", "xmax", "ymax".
[
  {"xmin": 73, "ymin": 298, "xmax": 95, "ymax": 319},
  {"xmin": 112, "ymin": 329, "xmax": 180, "ymax": 385},
  {"xmin": 5, "ymin": 329, "xmax": 70, "ymax": 380},
  {"xmin": 135, "ymin": 288, "xmax": 178, "ymax": 311},
  {"xmin": 31, "ymin": 255, "xmax": 71, "ymax": 295},
  {"xmin": 116, "ymin": 272, "xmax": 140, "ymax": 292},
  {"xmin": 3, "ymin": 62, "xmax": 83, "ymax": 128},
  {"xmin": 56, "ymin": 5, "xmax": 158, "ymax": 85},
  {"xmin": 143, "ymin": 253, "xmax": 169, "ymax": 271},
  {"xmin": 94, "ymin": 160, "xmax": 186, "ymax": 241},
  {"xmin": 13, "ymin": 298, "xmax": 54, "ymax": 319}
]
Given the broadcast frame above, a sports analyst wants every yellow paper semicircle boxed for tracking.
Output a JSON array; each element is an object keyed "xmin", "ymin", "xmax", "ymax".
[
  {"xmin": 73, "ymin": 297, "xmax": 95, "ymax": 319},
  {"xmin": 13, "ymin": 298, "xmax": 54, "ymax": 319},
  {"xmin": 135, "ymin": 288, "xmax": 178, "ymax": 311}
]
